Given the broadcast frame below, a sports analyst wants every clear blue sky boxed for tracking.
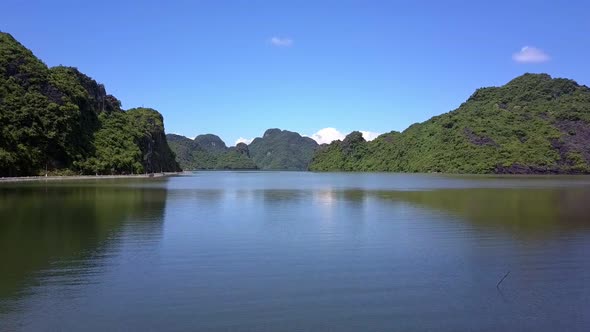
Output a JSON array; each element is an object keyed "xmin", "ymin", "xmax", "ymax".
[{"xmin": 2, "ymin": 0, "xmax": 590, "ymax": 145}]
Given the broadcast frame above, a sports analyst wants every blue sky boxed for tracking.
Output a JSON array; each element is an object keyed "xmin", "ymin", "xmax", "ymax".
[{"xmin": 2, "ymin": 0, "xmax": 590, "ymax": 145}]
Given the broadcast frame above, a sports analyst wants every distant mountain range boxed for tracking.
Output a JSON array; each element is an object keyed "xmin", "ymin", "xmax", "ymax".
[
  {"xmin": 167, "ymin": 134, "xmax": 257, "ymax": 170},
  {"xmin": 174, "ymin": 75, "xmax": 590, "ymax": 174},
  {"xmin": 167, "ymin": 129, "xmax": 318, "ymax": 171},
  {"xmin": 310, "ymin": 74, "xmax": 590, "ymax": 174}
]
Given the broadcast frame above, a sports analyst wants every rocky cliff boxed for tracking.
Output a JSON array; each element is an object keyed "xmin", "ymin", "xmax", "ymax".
[{"xmin": 0, "ymin": 32, "xmax": 180, "ymax": 176}]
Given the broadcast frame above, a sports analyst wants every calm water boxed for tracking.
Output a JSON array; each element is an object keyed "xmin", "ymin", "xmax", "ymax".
[{"xmin": 1, "ymin": 172, "xmax": 590, "ymax": 331}]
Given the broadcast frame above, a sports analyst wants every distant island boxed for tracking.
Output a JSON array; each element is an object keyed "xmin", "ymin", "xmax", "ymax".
[
  {"xmin": 167, "ymin": 134, "xmax": 257, "ymax": 170},
  {"xmin": 2, "ymin": 31, "xmax": 590, "ymax": 176},
  {"xmin": 167, "ymin": 129, "xmax": 318, "ymax": 171}
]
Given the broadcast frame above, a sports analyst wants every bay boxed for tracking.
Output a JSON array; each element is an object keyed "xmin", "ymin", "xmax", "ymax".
[{"xmin": 1, "ymin": 172, "xmax": 590, "ymax": 331}]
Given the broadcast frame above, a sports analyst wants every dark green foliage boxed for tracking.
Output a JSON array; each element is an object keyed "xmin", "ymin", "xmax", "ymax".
[
  {"xmin": 166, "ymin": 134, "xmax": 198, "ymax": 169},
  {"xmin": 0, "ymin": 32, "xmax": 180, "ymax": 176},
  {"xmin": 216, "ymin": 148, "xmax": 258, "ymax": 169},
  {"xmin": 168, "ymin": 129, "xmax": 319, "ymax": 171},
  {"xmin": 310, "ymin": 73, "xmax": 590, "ymax": 174},
  {"xmin": 194, "ymin": 134, "xmax": 227, "ymax": 153},
  {"xmin": 166, "ymin": 134, "xmax": 257, "ymax": 170},
  {"xmin": 76, "ymin": 108, "xmax": 180, "ymax": 174},
  {"xmin": 248, "ymin": 129, "xmax": 319, "ymax": 170}
]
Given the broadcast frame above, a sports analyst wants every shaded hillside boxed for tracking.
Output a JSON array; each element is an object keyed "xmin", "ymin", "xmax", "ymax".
[
  {"xmin": 194, "ymin": 134, "xmax": 227, "ymax": 153},
  {"xmin": 0, "ymin": 32, "xmax": 180, "ymax": 176},
  {"xmin": 249, "ymin": 129, "xmax": 319, "ymax": 170},
  {"xmin": 310, "ymin": 74, "xmax": 590, "ymax": 174},
  {"xmin": 166, "ymin": 134, "xmax": 257, "ymax": 170}
]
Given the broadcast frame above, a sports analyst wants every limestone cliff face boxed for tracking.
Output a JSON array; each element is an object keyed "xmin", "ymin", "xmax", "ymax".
[
  {"xmin": 0, "ymin": 31, "xmax": 180, "ymax": 176},
  {"xmin": 128, "ymin": 108, "xmax": 181, "ymax": 173},
  {"xmin": 234, "ymin": 143, "xmax": 250, "ymax": 157},
  {"xmin": 66, "ymin": 67, "xmax": 121, "ymax": 114}
]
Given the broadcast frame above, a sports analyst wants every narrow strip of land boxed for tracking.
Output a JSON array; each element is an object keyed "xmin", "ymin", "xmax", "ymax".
[{"xmin": 0, "ymin": 173, "xmax": 183, "ymax": 183}]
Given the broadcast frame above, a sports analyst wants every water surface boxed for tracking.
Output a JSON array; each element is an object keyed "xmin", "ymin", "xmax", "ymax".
[{"xmin": 1, "ymin": 172, "xmax": 590, "ymax": 331}]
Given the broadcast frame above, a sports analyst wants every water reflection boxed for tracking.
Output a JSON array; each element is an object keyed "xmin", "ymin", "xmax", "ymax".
[
  {"xmin": 2, "ymin": 174, "xmax": 590, "ymax": 331},
  {"xmin": 374, "ymin": 188, "xmax": 590, "ymax": 234},
  {"xmin": 339, "ymin": 189, "xmax": 367, "ymax": 205},
  {"xmin": 261, "ymin": 189, "xmax": 308, "ymax": 202},
  {"xmin": 183, "ymin": 189, "xmax": 224, "ymax": 201},
  {"xmin": 313, "ymin": 189, "xmax": 337, "ymax": 205},
  {"xmin": 0, "ymin": 182, "xmax": 168, "ymax": 311}
]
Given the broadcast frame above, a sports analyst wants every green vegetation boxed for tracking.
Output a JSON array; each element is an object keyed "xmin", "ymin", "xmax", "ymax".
[
  {"xmin": 0, "ymin": 32, "xmax": 180, "ymax": 176},
  {"xmin": 310, "ymin": 74, "xmax": 590, "ymax": 174},
  {"xmin": 194, "ymin": 134, "xmax": 228, "ymax": 153},
  {"xmin": 167, "ymin": 134, "xmax": 257, "ymax": 170},
  {"xmin": 168, "ymin": 129, "xmax": 319, "ymax": 171},
  {"xmin": 249, "ymin": 129, "xmax": 319, "ymax": 170},
  {"xmin": 76, "ymin": 107, "xmax": 180, "ymax": 174}
]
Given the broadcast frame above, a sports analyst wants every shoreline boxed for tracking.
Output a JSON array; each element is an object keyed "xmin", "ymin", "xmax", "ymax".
[
  {"xmin": 2, "ymin": 171, "xmax": 589, "ymax": 184},
  {"xmin": 0, "ymin": 172, "xmax": 184, "ymax": 183}
]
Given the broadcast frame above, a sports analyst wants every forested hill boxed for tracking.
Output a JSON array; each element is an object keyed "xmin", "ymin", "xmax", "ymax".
[
  {"xmin": 166, "ymin": 134, "xmax": 257, "ymax": 170},
  {"xmin": 167, "ymin": 129, "xmax": 319, "ymax": 171},
  {"xmin": 248, "ymin": 129, "xmax": 319, "ymax": 170},
  {"xmin": 194, "ymin": 134, "xmax": 228, "ymax": 153},
  {"xmin": 310, "ymin": 74, "xmax": 590, "ymax": 174},
  {"xmin": 0, "ymin": 32, "xmax": 180, "ymax": 176}
]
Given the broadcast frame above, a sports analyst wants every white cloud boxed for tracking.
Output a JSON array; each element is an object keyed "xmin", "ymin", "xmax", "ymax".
[
  {"xmin": 310, "ymin": 127, "xmax": 345, "ymax": 145},
  {"xmin": 269, "ymin": 37, "xmax": 293, "ymax": 47},
  {"xmin": 308, "ymin": 128, "xmax": 381, "ymax": 145},
  {"xmin": 360, "ymin": 131, "xmax": 381, "ymax": 141},
  {"xmin": 512, "ymin": 46, "xmax": 550, "ymax": 63},
  {"xmin": 235, "ymin": 137, "xmax": 253, "ymax": 145}
]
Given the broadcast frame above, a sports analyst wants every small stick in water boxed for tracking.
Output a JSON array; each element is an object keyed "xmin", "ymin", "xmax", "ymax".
[{"xmin": 496, "ymin": 271, "xmax": 511, "ymax": 288}]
